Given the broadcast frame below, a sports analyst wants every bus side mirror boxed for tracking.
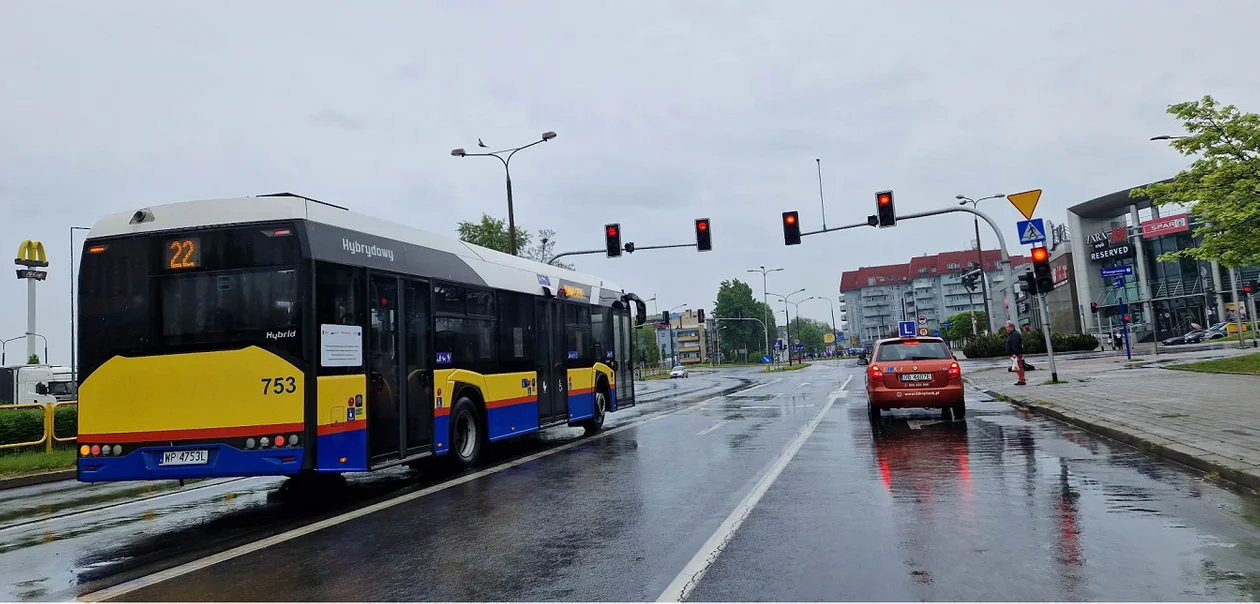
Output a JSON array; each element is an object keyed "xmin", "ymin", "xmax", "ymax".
[{"xmin": 856, "ymin": 355, "xmax": 869, "ymax": 366}]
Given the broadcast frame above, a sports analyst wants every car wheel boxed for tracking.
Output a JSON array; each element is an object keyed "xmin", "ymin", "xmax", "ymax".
[
  {"xmin": 952, "ymin": 401, "xmax": 966, "ymax": 420},
  {"xmin": 866, "ymin": 399, "xmax": 880, "ymax": 423},
  {"xmin": 941, "ymin": 407, "xmax": 953, "ymax": 421}
]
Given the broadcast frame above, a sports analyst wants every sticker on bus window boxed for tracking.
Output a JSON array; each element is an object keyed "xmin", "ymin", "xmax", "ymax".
[
  {"xmin": 436, "ymin": 352, "xmax": 453, "ymax": 365},
  {"xmin": 320, "ymin": 324, "xmax": 363, "ymax": 367},
  {"xmin": 568, "ymin": 351, "xmax": 579, "ymax": 360}
]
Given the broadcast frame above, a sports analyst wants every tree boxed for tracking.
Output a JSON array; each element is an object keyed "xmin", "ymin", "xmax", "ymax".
[
  {"xmin": 712, "ymin": 279, "xmax": 777, "ymax": 361},
  {"xmin": 788, "ymin": 316, "xmax": 830, "ymax": 353},
  {"xmin": 943, "ymin": 311, "xmax": 987, "ymax": 341},
  {"xmin": 1131, "ymin": 95, "xmax": 1260, "ymax": 267},
  {"xmin": 455, "ymin": 214, "xmax": 574, "ymax": 269},
  {"xmin": 634, "ymin": 326, "xmax": 660, "ymax": 365},
  {"xmin": 27, "ymin": 354, "xmax": 39, "ymax": 364}
]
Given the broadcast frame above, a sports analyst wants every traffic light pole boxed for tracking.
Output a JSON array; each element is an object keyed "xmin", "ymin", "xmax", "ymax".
[
  {"xmin": 715, "ymin": 317, "xmax": 770, "ymax": 366},
  {"xmin": 1036, "ymin": 292, "xmax": 1059, "ymax": 382},
  {"xmin": 549, "ymin": 242, "xmax": 697, "ymax": 264}
]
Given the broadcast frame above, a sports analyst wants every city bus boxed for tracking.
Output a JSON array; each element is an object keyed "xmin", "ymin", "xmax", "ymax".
[{"xmin": 75, "ymin": 193, "xmax": 647, "ymax": 483}]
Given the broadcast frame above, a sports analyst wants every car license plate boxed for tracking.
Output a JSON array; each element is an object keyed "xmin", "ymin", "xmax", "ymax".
[
  {"xmin": 159, "ymin": 450, "xmax": 209, "ymax": 466},
  {"xmin": 900, "ymin": 373, "xmax": 932, "ymax": 382}
]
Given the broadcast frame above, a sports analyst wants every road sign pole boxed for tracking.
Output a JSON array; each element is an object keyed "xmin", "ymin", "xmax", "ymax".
[
  {"xmin": 1119, "ymin": 296, "xmax": 1132, "ymax": 360},
  {"xmin": 1036, "ymin": 292, "xmax": 1058, "ymax": 382}
]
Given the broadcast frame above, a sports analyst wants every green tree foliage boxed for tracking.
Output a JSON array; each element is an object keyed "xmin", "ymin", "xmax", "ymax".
[
  {"xmin": 713, "ymin": 279, "xmax": 777, "ymax": 360},
  {"xmin": 787, "ymin": 316, "xmax": 831, "ymax": 353},
  {"xmin": 27, "ymin": 354, "xmax": 39, "ymax": 364},
  {"xmin": 455, "ymin": 214, "xmax": 574, "ymax": 269},
  {"xmin": 942, "ymin": 311, "xmax": 986, "ymax": 341},
  {"xmin": 633, "ymin": 326, "xmax": 660, "ymax": 365},
  {"xmin": 1131, "ymin": 95, "xmax": 1260, "ymax": 267}
]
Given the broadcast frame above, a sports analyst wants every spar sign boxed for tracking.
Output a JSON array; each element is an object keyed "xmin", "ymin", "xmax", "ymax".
[{"xmin": 1141, "ymin": 214, "xmax": 1190, "ymax": 239}]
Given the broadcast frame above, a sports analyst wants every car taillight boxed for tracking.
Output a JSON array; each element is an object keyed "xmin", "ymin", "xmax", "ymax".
[
  {"xmin": 948, "ymin": 362, "xmax": 961, "ymax": 379},
  {"xmin": 870, "ymin": 364, "xmax": 883, "ymax": 378}
]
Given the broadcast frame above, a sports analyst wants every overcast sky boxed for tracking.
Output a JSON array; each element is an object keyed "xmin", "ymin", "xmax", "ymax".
[{"xmin": 2, "ymin": 0, "xmax": 1259, "ymax": 365}]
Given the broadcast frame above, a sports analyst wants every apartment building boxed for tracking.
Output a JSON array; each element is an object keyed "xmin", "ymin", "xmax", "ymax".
[
  {"xmin": 839, "ymin": 249, "xmax": 1029, "ymax": 345},
  {"xmin": 654, "ymin": 309, "xmax": 708, "ymax": 365}
]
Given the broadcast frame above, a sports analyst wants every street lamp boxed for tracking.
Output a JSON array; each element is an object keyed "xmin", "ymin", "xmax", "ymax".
[
  {"xmin": 1150, "ymin": 135, "xmax": 1189, "ymax": 141},
  {"xmin": 69, "ymin": 225, "xmax": 90, "ymax": 382},
  {"xmin": 770, "ymin": 288, "xmax": 806, "ymax": 364},
  {"xmin": 2, "ymin": 334, "xmax": 46, "ymax": 365},
  {"xmin": 747, "ymin": 266, "xmax": 783, "ymax": 357},
  {"xmin": 665, "ymin": 303, "xmax": 687, "ymax": 365},
  {"xmin": 451, "ymin": 131, "xmax": 558, "ymax": 256},
  {"xmin": 956, "ymin": 193, "xmax": 1006, "ymax": 333},
  {"xmin": 804, "ymin": 296, "xmax": 839, "ymax": 352}
]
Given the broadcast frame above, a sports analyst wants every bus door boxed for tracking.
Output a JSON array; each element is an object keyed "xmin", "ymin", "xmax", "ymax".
[
  {"xmin": 368, "ymin": 274, "xmax": 403, "ymax": 463},
  {"xmin": 535, "ymin": 298, "xmax": 567, "ymax": 424},
  {"xmin": 613, "ymin": 308, "xmax": 636, "ymax": 408},
  {"xmin": 402, "ymin": 280, "xmax": 433, "ymax": 455}
]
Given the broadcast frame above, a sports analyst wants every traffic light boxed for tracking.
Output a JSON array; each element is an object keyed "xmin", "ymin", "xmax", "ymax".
[
  {"xmin": 604, "ymin": 224, "xmax": 622, "ymax": 258},
  {"xmin": 1031, "ymin": 246, "xmax": 1052, "ymax": 294},
  {"xmin": 1018, "ymin": 271, "xmax": 1037, "ymax": 295},
  {"xmin": 876, "ymin": 190, "xmax": 896, "ymax": 227},
  {"xmin": 697, "ymin": 309, "xmax": 705, "ymax": 323},
  {"xmin": 1090, "ymin": 302, "xmax": 1098, "ymax": 313},
  {"xmin": 695, "ymin": 218, "xmax": 712, "ymax": 252},
  {"xmin": 661, "ymin": 311, "xmax": 670, "ymax": 324},
  {"xmin": 782, "ymin": 211, "xmax": 801, "ymax": 245},
  {"xmin": 1245, "ymin": 281, "xmax": 1256, "ymax": 296}
]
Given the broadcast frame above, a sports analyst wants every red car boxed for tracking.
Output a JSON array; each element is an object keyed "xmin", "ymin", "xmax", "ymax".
[{"xmin": 862, "ymin": 336, "xmax": 964, "ymax": 421}]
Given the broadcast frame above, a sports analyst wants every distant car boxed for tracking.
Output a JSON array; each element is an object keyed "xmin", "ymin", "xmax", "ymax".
[
  {"xmin": 670, "ymin": 365, "xmax": 688, "ymax": 378},
  {"xmin": 865, "ymin": 336, "xmax": 964, "ymax": 422}
]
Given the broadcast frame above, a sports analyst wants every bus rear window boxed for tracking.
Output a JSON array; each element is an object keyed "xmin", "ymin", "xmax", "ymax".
[{"xmin": 160, "ymin": 268, "xmax": 299, "ymax": 338}]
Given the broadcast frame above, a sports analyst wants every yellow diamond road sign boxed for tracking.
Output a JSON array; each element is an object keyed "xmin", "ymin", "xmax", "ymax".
[{"xmin": 1007, "ymin": 189, "xmax": 1042, "ymax": 220}]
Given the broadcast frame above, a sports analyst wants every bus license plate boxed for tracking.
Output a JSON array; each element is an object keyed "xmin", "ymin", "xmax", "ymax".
[
  {"xmin": 900, "ymin": 373, "xmax": 932, "ymax": 382},
  {"xmin": 159, "ymin": 450, "xmax": 209, "ymax": 466}
]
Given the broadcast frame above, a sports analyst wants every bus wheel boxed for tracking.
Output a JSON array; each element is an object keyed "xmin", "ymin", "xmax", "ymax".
[
  {"xmin": 448, "ymin": 397, "xmax": 483, "ymax": 470},
  {"xmin": 582, "ymin": 390, "xmax": 608, "ymax": 435}
]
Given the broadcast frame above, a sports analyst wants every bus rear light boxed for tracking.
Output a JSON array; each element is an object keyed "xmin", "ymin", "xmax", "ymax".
[
  {"xmin": 90, "ymin": 445, "xmax": 101, "ymax": 456},
  {"xmin": 275, "ymin": 435, "xmax": 285, "ymax": 447},
  {"xmin": 245, "ymin": 438, "xmax": 256, "ymax": 449},
  {"xmin": 260, "ymin": 437, "xmax": 270, "ymax": 448},
  {"xmin": 87, "ymin": 245, "xmax": 107, "ymax": 254},
  {"xmin": 289, "ymin": 434, "xmax": 299, "ymax": 447},
  {"xmin": 80, "ymin": 445, "xmax": 90, "ymax": 456}
]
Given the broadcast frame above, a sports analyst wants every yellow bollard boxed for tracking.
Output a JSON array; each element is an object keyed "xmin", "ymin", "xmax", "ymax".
[{"xmin": 44, "ymin": 403, "xmax": 54, "ymax": 454}]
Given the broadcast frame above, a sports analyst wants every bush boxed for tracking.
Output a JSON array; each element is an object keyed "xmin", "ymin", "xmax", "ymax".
[
  {"xmin": 962, "ymin": 332, "xmax": 1100, "ymax": 358},
  {"xmin": 0, "ymin": 405, "xmax": 77, "ymax": 447}
]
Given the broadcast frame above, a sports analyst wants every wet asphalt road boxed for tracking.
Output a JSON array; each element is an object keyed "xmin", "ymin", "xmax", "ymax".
[{"xmin": 6, "ymin": 361, "xmax": 1260, "ymax": 601}]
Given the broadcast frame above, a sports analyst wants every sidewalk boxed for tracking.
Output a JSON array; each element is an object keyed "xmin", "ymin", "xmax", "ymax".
[{"xmin": 966, "ymin": 349, "xmax": 1260, "ymax": 490}]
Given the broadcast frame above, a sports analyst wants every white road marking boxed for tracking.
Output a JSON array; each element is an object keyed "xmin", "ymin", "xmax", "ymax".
[
  {"xmin": 696, "ymin": 420, "xmax": 731, "ymax": 436},
  {"xmin": 78, "ymin": 391, "xmax": 729, "ymax": 603},
  {"xmin": 729, "ymin": 378, "xmax": 783, "ymax": 396},
  {"xmin": 907, "ymin": 419, "xmax": 947, "ymax": 430},
  {"xmin": 797, "ymin": 382, "xmax": 811, "ymax": 388},
  {"xmin": 657, "ymin": 378, "xmax": 848, "ymax": 602}
]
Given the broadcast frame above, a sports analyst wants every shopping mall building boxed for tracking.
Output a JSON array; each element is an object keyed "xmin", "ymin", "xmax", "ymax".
[{"xmin": 1067, "ymin": 180, "xmax": 1258, "ymax": 342}]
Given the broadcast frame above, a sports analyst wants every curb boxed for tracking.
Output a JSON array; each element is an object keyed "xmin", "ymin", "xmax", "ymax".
[
  {"xmin": 980, "ymin": 388, "xmax": 1260, "ymax": 491},
  {"xmin": 0, "ymin": 470, "xmax": 76, "ymax": 491}
]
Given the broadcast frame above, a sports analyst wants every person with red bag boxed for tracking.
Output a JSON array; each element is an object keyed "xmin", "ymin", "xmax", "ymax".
[{"xmin": 1006, "ymin": 321, "xmax": 1026, "ymax": 386}]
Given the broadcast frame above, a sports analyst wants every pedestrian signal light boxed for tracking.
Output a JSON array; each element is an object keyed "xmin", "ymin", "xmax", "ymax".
[
  {"xmin": 1245, "ymin": 284, "xmax": 1254, "ymax": 295},
  {"xmin": 1090, "ymin": 302, "xmax": 1098, "ymax": 313},
  {"xmin": 694, "ymin": 218, "xmax": 712, "ymax": 252},
  {"xmin": 875, "ymin": 190, "xmax": 896, "ymax": 227},
  {"xmin": 604, "ymin": 223, "xmax": 622, "ymax": 258},
  {"xmin": 782, "ymin": 211, "xmax": 801, "ymax": 245},
  {"xmin": 1124, "ymin": 314, "xmax": 1131, "ymax": 323}
]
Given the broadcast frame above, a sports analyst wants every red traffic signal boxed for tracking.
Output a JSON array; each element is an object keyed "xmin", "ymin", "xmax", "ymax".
[
  {"xmin": 606, "ymin": 225, "xmax": 618, "ymax": 237},
  {"xmin": 1124, "ymin": 314, "xmax": 1131, "ymax": 323},
  {"xmin": 877, "ymin": 192, "xmax": 892, "ymax": 206},
  {"xmin": 604, "ymin": 223, "xmax": 622, "ymax": 257},
  {"xmin": 1245, "ymin": 284, "xmax": 1253, "ymax": 295},
  {"xmin": 875, "ymin": 190, "xmax": 896, "ymax": 227},
  {"xmin": 782, "ymin": 211, "xmax": 801, "ymax": 245},
  {"xmin": 1030, "ymin": 247, "xmax": 1049, "ymax": 263},
  {"xmin": 695, "ymin": 218, "xmax": 712, "ymax": 252}
]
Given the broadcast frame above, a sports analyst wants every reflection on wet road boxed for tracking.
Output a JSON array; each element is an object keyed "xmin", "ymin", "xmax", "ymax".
[{"xmin": 5, "ymin": 361, "xmax": 1260, "ymax": 601}]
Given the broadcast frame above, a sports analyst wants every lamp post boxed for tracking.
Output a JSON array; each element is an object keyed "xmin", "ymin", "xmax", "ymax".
[
  {"xmin": 804, "ymin": 296, "xmax": 838, "ymax": 353},
  {"xmin": 747, "ymin": 266, "xmax": 783, "ymax": 358},
  {"xmin": 70, "ymin": 225, "xmax": 90, "ymax": 382},
  {"xmin": 956, "ymin": 193, "xmax": 1006, "ymax": 333},
  {"xmin": 770, "ymin": 288, "xmax": 806, "ymax": 364},
  {"xmin": 451, "ymin": 131, "xmax": 557, "ymax": 256},
  {"xmin": 666, "ymin": 303, "xmax": 686, "ymax": 365}
]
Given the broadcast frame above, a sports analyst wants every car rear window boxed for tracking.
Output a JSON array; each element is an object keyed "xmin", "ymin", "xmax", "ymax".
[{"xmin": 875, "ymin": 340, "xmax": 951, "ymax": 361}]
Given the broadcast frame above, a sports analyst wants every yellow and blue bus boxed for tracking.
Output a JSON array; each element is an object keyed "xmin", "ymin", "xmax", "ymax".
[{"xmin": 75, "ymin": 193, "xmax": 647, "ymax": 482}]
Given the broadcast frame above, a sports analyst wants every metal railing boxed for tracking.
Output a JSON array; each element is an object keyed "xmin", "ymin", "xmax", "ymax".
[{"xmin": 0, "ymin": 401, "xmax": 78, "ymax": 453}]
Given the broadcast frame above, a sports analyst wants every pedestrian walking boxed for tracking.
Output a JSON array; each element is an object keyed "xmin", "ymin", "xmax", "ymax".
[{"xmin": 1006, "ymin": 321, "xmax": 1026, "ymax": 385}]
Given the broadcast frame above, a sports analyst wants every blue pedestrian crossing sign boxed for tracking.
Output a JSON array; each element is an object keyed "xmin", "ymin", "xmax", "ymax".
[
  {"xmin": 1017, "ymin": 218, "xmax": 1047, "ymax": 245},
  {"xmin": 898, "ymin": 321, "xmax": 916, "ymax": 337}
]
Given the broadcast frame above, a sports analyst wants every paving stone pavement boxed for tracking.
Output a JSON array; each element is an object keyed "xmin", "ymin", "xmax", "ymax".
[{"xmin": 965, "ymin": 349, "xmax": 1260, "ymax": 489}]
